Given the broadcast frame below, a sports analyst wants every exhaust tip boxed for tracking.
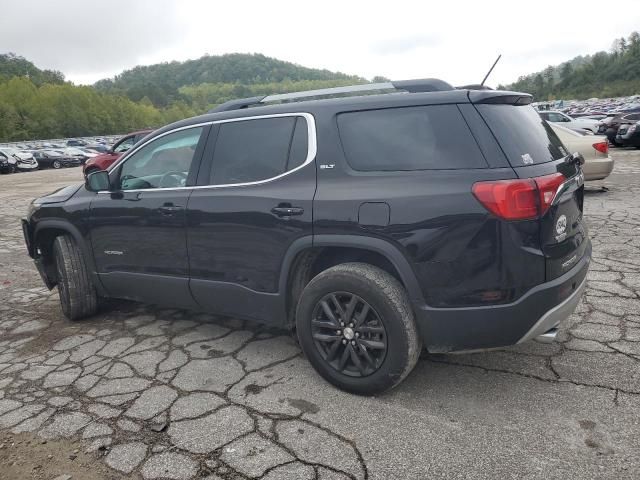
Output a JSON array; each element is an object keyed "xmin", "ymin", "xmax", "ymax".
[{"xmin": 536, "ymin": 328, "xmax": 558, "ymax": 344}]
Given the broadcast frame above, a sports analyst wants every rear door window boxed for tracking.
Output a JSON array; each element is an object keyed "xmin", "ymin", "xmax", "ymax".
[
  {"xmin": 209, "ymin": 116, "xmax": 307, "ymax": 185},
  {"xmin": 337, "ymin": 105, "xmax": 488, "ymax": 171},
  {"xmin": 476, "ymin": 104, "xmax": 567, "ymax": 166}
]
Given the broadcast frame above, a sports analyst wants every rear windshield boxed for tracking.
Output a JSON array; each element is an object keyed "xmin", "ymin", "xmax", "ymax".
[
  {"xmin": 476, "ymin": 104, "xmax": 567, "ymax": 166},
  {"xmin": 337, "ymin": 105, "xmax": 488, "ymax": 171}
]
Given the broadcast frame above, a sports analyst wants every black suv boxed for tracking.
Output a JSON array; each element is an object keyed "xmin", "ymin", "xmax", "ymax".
[{"xmin": 22, "ymin": 79, "xmax": 591, "ymax": 394}]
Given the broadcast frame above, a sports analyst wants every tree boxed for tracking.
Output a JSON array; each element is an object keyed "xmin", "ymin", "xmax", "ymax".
[{"xmin": 505, "ymin": 31, "xmax": 640, "ymax": 100}]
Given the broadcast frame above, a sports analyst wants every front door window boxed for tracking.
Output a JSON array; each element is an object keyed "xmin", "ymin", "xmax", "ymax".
[{"xmin": 116, "ymin": 127, "xmax": 204, "ymax": 190}]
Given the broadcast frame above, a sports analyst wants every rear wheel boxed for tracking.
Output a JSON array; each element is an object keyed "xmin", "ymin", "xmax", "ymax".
[
  {"xmin": 296, "ymin": 263, "xmax": 421, "ymax": 395},
  {"xmin": 53, "ymin": 235, "xmax": 97, "ymax": 320},
  {"xmin": 52, "ymin": 160, "xmax": 62, "ymax": 169}
]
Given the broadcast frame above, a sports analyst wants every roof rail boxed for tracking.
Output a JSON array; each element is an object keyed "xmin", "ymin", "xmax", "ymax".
[
  {"xmin": 457, "ymin": 84, "xmax": 494, "ymax": 91},
  {"xmin": 209, "ymin": 95, "xmax": 266, "ymax": 113},
  {"xmin": 208, "ymin": 78, "xmax": 454, "ymax": 113}
]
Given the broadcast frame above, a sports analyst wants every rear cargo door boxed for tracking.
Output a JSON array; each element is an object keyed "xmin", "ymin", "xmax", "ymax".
[{"xmin": 476, "ymin": 103, "xmax": 588, "ymax": 280}]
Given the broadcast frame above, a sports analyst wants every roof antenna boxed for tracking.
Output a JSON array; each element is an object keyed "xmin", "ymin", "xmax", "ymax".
[{"xmin": 480, "ymin": 54, "xmax": 502, "ymax": 86}]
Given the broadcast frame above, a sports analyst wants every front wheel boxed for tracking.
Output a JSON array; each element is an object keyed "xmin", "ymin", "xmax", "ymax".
[
  {"xmin": 52, "ymin": 160, "xmax": 62, "ymax": 169},
  {"xmin": 53, "ymin": 235, "xmax": 97, "ymax": 320},
  {"xmin": 296, "ymin": 263, "xmax": 421, "ymax": 395}
]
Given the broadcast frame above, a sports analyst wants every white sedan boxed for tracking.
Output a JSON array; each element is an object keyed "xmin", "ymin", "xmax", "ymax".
[
  {"xmin": 60, "ymin": 147, "xmax": 97, "ymax": 158},
  {"xmin": 539, "ymin": 110, "xmax": 600, "ymax": 134},
  {"xmin": 550, "ymin": 123, "xmax": 614, "ymax": 181}
]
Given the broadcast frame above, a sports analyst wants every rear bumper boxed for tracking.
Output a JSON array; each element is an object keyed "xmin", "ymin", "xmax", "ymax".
[
  {"xmin": 413, "ymin": 240, "xmax": 591, "ymax": 352},
  {"xmin": 516, "ymin": 274, "xmax": 586, "ymax": 344},
  {"xmin": 584, "ymin": 157, "xmax": 614, "ymax": 181}
]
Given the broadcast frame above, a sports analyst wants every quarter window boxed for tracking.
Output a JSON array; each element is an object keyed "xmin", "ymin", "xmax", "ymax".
[
  {"xmin": 117, "ymin": 127, "xmax": 203, "ymax": 190},
  {"xmin": 209, "ymin": 116, "xmax": 308, "ymax": 185},
  {"xmin": 338, "ymin": 105, "xmax": 487, "ymax": 171}
]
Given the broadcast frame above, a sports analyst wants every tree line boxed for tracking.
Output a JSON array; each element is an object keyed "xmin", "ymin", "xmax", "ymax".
[
  {"xmin": 0, "ymin": 52, "xmax": 364, "ymax": 142},
  {"xmin": 95, "ymin": 53, "xmax": 363, "ymax": 107},
  {"xmin": 503, "ymin": 31, "xmax": 640, "ymax": 100},
  {"xmin": 0, "ymin": 76, "xmax": 191, "ymax": 142},
  {"xmin": 0, "ymin": 75, "xmax": 364, "ymax": 142}
]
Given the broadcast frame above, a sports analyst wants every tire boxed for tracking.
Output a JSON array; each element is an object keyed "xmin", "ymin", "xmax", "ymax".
[
  {"xmin": 53, "ymin": 235, "xmax": 97, "ymax": 320},
  {"xmin": 52, "ymin": 160, "xmax": 62, "ymax": 169},
  {"xmin": 296, "ymin": 263, "xmax": 421, "ymax": 395}
]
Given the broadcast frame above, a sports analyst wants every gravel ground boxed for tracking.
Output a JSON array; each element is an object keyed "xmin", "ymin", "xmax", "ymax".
[{"xmin": 0, "ymin": 152, "xmax": 639, "ymax": 480}]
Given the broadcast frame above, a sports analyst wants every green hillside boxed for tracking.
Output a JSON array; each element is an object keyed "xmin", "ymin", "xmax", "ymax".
[
  {"xmin": 94, "ymin": 53, "xmax": 364, "ymax": 106},
  {"xmin": 0, "ymin": 53, "xmax": 65, "ymax": 86},
  {"xmin": 0, "ymin": 52, "xmax": 367, "ymax": 142},
  {"xmin": 502, "ymin": 31, "xmax": 640, "ymax": 100}
]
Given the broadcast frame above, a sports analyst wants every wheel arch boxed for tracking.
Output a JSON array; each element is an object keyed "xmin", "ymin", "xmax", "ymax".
[
  {"xmin": 33, "ymin": 219, "xmax": 106, "ymax": 296},
  {"xmin": 280, "ymin": 235, "xmax": 424, "ymax": 329}
]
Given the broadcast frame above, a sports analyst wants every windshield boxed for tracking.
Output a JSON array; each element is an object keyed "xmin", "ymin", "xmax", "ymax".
[{"xmin": 477, "ymin": 104, "xmax": 567, "ymax": 166}]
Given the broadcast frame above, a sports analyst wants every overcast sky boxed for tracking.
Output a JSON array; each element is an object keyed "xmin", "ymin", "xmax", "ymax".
[{"xmin": 1, "ymin": 0, "xmax": 639, "ymax": 87}]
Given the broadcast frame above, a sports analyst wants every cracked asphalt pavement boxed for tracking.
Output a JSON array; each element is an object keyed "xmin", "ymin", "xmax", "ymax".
[{"xmin": 1, "ymin": 151, "xmax": 639, "ymax": 479}]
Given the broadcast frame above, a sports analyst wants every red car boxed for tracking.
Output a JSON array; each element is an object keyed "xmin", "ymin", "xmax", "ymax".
[{"xmin": 83, "ymin": 129, "xmax": 152, "ymax": 176}]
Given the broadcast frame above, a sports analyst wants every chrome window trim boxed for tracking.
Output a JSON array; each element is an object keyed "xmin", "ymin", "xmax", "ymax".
[{"xmin": 99, "ymin": 112, "xmax": 317, "ymax": 194}]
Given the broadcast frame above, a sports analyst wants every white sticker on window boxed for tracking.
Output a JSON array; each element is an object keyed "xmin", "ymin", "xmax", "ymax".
[{"xmin": 521, "ymin": 153, "xmax": 534, "ymax": 165}]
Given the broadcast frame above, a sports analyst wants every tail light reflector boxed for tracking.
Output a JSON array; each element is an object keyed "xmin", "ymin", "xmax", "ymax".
[
  {"xmin": 472, "ymin": 173, "xmax": 565, "ymax": 220},
  {"xmin": 593, "ymin": 142, "xmax": 608, "ymax": 154}
]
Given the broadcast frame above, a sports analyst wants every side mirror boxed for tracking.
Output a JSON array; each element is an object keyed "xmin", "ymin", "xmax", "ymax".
[{"xmin": 86, "ymin": 170, "xmax": 110, "ymax": 192}]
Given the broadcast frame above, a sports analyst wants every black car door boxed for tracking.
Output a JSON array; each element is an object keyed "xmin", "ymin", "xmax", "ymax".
[
  {"xmin": 186, "ymin": 114, "xmax": 316, "ymax": 324},
  {"xmin": 89, "ymin": 125, "xmax": 210, "ymax": 308}
]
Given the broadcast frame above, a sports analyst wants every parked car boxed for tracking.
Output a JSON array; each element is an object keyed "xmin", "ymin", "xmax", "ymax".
[
  {"xmin": 15, "ymin": 156, "xmax": 39, "ymax": 172},
  {"xmin": 538, "ymin": 110, "xmax": 600, "ymax": 133},
  {"xmin": 84, "ymin": 144, "xmax": 109, "ymax": 153},
  {"xmin": 615, "ymin": 121, "xmax": 640, "ymax": 147},
  {"xmin": 82, "ymin": 129, "xmax": 152, "ymax": 176},
  {"xmin": 32, "ymin": 150, "xmax": 82, "ymax": 169},
  {"xmin": 549, "ymin": 124, "xmax": 614, "ymax": 181},
  {"xmin": 57, "ymin": 147, "xmax": 98, "ymax": 164},
  {"xmin": 596, "ymin": 112, "xmax": 640, "ymax": 145},
  {"xmin": 0, "ymin": 147, "xmax": 37, "ymax": 172},
  {"xmin": 0, "ymin": 147, "xmax": 34, "ymax": 163},
  {"xmin": 0, "ymin": 152, "xmax": 15, "ymax": 173},
  {"xmin": 23, "ymin": 80, "xmax": 590, "ymax": 394},
  {"xmin": 67, "ymin": 139, "xmax": 87, "ymax": 147}
]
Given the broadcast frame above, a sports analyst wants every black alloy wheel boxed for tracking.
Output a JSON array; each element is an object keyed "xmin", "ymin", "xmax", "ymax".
[
  {"xmin": 296, "ymin": 262, "xmax": 421, "ymax": 395},
  {"xmin": 311, "ymin": 292, "xmax": 388, "ymax": 377}
]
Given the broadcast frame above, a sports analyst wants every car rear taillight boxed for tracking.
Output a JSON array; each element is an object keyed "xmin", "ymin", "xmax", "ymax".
[
  {"xmin": 472, "ymin": 173, "xmax": 566, "ymax": 220},
  {"xmin": 593, "ymin": 141, "xmax": 608, "ymax": 154}
]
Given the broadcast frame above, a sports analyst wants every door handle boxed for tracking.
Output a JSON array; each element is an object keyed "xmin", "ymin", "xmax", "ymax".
[
  {"xmin": 157, "ymin": 205, "xmax": 183, "ymax": 215},
  {"xmin": 271, "ymin": 206, "xmax": 304, "ymax": 217}
]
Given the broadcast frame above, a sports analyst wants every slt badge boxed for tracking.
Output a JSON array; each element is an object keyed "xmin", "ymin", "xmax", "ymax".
[{"xmin": 555, "ymin": 214, "xmax": 567, "ymax": 242}]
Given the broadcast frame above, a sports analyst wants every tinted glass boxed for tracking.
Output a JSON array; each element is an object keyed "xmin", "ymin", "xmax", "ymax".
[
  {"xmin": 287, "ymin": 117, "xmax": 309, "ymax": 170},
  {"xmin": 117, "ymin": 127, "xmax": 203, "ymax": 190},
  {"xmin": 337, "ymin": 105, "xmax": 487, "ymax": 171},
  {"xmin": 210, "ymin": 117, "xmax": 297, "ymax": 184},
  {"xmin": 114, "ymin": 136, "xmax": 134, "ymax": 153},
  {"xmin": 477, "ymin": 105, "xmax": 566, "ymax": 166}
]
